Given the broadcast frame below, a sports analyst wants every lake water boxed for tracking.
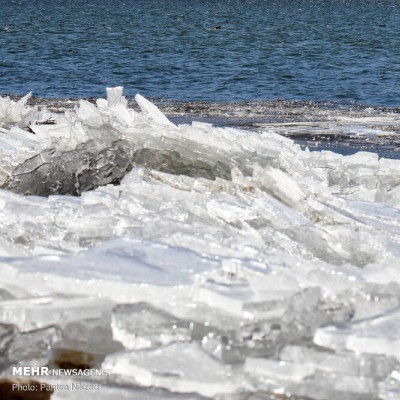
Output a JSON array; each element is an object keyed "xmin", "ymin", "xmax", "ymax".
[{"xmin": 1, "ymin": 0, "xmax": 400, "ymax": 105}]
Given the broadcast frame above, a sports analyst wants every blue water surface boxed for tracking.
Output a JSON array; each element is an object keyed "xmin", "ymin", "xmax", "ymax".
[{"xmin": 1, "ymin": 0, "xmax": 399, "ymax": 105}]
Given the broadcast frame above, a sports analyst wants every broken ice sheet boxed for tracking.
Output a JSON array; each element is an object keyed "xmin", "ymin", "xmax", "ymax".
[
  {"xmin": 0, "ymin": 296, "xmax": 114, "ymax": 332},
  {"xmin": 0, "ymin": 92, "xmax": 33, "ymax": 127},
  {"xmin": 314, "ymin": 308, "xmax": 400, "ymax": 360},
  {"xmin": 245, "ymin": 357, "xmax": 380, "ymax": 400},
  {"xmin": 245, "ymin": 357, "xmax": 316, "ymax": 383},
  {"xmin": 0, "ymin": 288, "xmax": 14, "ymax": 301},
  {"xmin": 290, "ymin": 370, "xmax": 377, "ymax": 400},
  {"xmin": 199, "ymin": 287, "xmax": 353, "ymax": 363},
  {"xmin": 379, "ymin": 370, "xmax": 400, "ymax": 400},
  {"xmin": 336, "ymin": 282, "xmax": 400, "ymax": 321},
  {"xmin": 1, "ymin": 325, "xmax": 61, "ymax": 372},
  {"xmin": 280, "ymin": 345, "xmax": 358, "ymax": 375},
  {"xmin": 0, "ymin": 324, "xmax": 18, "ymax": 369},
  {"xmin": 52, "ymin": 313, "xmax": 124, "ymax": 369},
  {"xmin": 280, "ymin": 345, "xmax": 399, "ymax": 379},
  {"xmin": 102, "ymin": 342, "xmax": 242, "ymax": 397},
  {"xmin": 2, "ymin": 139, "xmax": 135, "ymax": 196},
  {"xmin": 112, "ymin": 303, "xmax": 192, "ymax": 350},
  {"xmin": 1, "ymin": 89, "xmax": 400, "ymax": 398},
  {"xmin": 0, "ymin": 237, "xmax": 220, "ymax": 306}
]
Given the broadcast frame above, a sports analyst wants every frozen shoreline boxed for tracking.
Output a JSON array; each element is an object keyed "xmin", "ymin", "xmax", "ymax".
[
  {"xmin": 1, "ymin": 88, "xmax": 400, "ymax": 399},
  {"xmin": 6, "ymin": 93, "xmax": 400, "ymax": 160}
]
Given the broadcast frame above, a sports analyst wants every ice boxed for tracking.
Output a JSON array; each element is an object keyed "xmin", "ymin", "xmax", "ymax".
[
  {"xmin": 52, "ymin": 314, "xmax": 124, "ymax": 369},
  {"xmin": 245, "ymin": 357, "xmax": 316, "ymax": 382},
  {"xmin": 291, "ymin": 370, "xmax": 377, "ymax": 400},
  {"xmin": 112, "ymin": 303, "xmax": 192, "ymax": 350},
  {"xmin": 135, "ymin": 94, "xmax": 176, "ymax": 128},
  {"xmin": 131, "ymin": 147, "xmax": 232, "ymax": 181},
  {"xmin": 0, "ymin": 88, "xmax": 400, "ymax": 398},
  {"xmin": 2, "ymin": 139, "xmax": 134, "ymax": 196},
  {"xmin": 280, "ymin": 345, "xmax": 398, "ymax": 379},
  {"xmin": 0, "ymin": 93, "xmax": 33, "ymax": 127},
  {"xmin": 280, "ymin": 345, "xmax": 360, "ymax": 376},
  {"xmin": 336, "ymin": 283, "xmax": 400, "ymax": 321},
  {"xmin": 0, "ymin": 296, "xmax": 114, "ymax": 332},
  {"xmin": 0, "ymin": 288, "xmax": 14, "ymax": 301},
  {"xmin": 314, "ymin": 308, "xmax": 400, "ymax": 360},
  {"xmin": 2, "ymin": 326, "xmax": 61, "ymax": 372},
  {"xmin": 75, "ymin": 100, "xmax": 104, "ymax": 128},
  {"xmin": 102, "ymin": 342, "xmax": 241, "ymax": 397},
  {"xmin": 379, "ymin": 370, "xmax": 400, "ymax": 400},
  {"xmin": 0, "ymin": 324, "xmax": 18, "ymax": 370},
  {"xmin": 245, "ymin": 348, "xmax": 392, "ymax": 400}
]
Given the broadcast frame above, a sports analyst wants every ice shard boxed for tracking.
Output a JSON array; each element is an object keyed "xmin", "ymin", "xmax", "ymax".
[
  {"xmin": 112, "ymin": 303, "xmax": 192, "ymax": 350},
  {"xmin": 103, "ymin": 343, "xmax": 241, "ymax": 397},
  {"xmin": 0, "ymin": 296, "xmax": 114, "ymax": 332},
  {"xmin": 314, "ymin": 308, "xmax": 400, "ymax": 359}
]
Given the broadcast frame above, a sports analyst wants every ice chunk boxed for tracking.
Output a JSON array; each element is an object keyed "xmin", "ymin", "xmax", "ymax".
[
  {"xmin": 112, "ymin": 303, "xmax": 192, "ymax": 350},
  {"xmin": 107, "ymin": 86, "xmax": 126, "ymax": 107},
  {"xmin": 246, "ymin": 357, "xmax": 379, "ymax": 400},
  {"xmin": 75, "ymin": 100, "xmax": 104, "ymax": 128},
  {"xmin": 337, "ymin": 283, "xmax": 400, "ymax": 321},
  {"xmin": 245, "ymin": 357, "xmax": 316, "ymax": 382},
  {"xmin": 131, "ymin": 148, "xmax": 232, "ymax": 181},
  {"xmin": 291, "ymin": 370, "xmax": 377, "ymax": 400},
  {"xmin": 0, "ymin": 238, "xmax": 219, "ymax": 301},
  {"xmin": 0, "ymin": 92, "xmax": 33, "ymax": 126},
  {"xmin": 4, "ymin": 326, "xmax": 61, "ymax": 370},
  {"xmin": 0, "ymin": 324, "xmax": 18, "ymax": 369},
  {"xmin": 201, "ymin": 333, "xmax": 244, "ymax": 364},
  {"xmin": 103, "ymin": 343, "xmax": 240, "ymax": 396},
  {"xmin": 280, "ymin": 345, "xmax": 360, "ymax": 376},
  {"xmin": 280, "ymin": 345, "xmax": 398, "ymax": 380},
  {"xmin": 52, "ymin": 314, "xmax": 123, "ymax": 369},
  {"xmin": 253, "ymin": 165, "xmax": 307, "ymax": 211},
  {"xmin": 359, "ymin": 353, "xmax": 399, "ymax": 379},
  {"xmin": 278, "ymin": 288, "xmax": 352, "ymax": 345},
  {"xmin": 0, "ymin": 288, "xmax": 14, "ymax": 301},
  {"xmin": 2, "ymin": 139, "xmax": 134, "ymax": 196},
  {"xmin": 0, "ymin": 296, "xmax": 114, "ymax": 332},
  {"xmin": 0, "ymin": 235, "xmax": 28, "ymax": 257},
  {"xmin": 314, "ymin": 308, "xmax": 400, "ymax": 360},
  {"xmin": 135, "ymin": 94, "xmax": 176, "ymax": 128},
  {"xmin": 379, "ymin": 370, "xmax": 400, "ymax": 400}
]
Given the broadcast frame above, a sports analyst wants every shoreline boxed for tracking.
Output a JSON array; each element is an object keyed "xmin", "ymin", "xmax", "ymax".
[{"xmin": 3, "ymin": 94, "xmax": 400, "ymax": 160}]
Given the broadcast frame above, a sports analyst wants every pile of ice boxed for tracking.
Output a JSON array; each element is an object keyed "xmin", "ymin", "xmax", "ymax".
[{"xmin": 1, "ymin": 88, "xmax": 400, "ymax": 399}]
